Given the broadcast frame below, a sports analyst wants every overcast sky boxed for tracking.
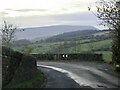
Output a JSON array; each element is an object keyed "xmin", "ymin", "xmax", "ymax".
[{"xmin": 0, "ymin": 0, "xmax": 108, "ymax": 29}]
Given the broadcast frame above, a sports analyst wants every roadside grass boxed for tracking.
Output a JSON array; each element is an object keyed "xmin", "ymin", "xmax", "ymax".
[
  {"xmin": 3, "ymin": 69, "xmax": 46, "ymax": 88},
  {"xmin": 95, "ymin": 51, "xmax": 112, "ymax": 62}
]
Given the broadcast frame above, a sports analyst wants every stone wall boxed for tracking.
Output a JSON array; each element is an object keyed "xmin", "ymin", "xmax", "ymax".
[
  {"xmin": 32, "ymin": 53, "xmax": 103, "ymax": 61},
  {"xmin": 10, "ymin": 54, "xmax": 37, "ymax": 84},
  {"xmin": 2, "ymin": 57, "xmax": 19, "ymax": 86},
  {"xmin": 2, "ymin": 46, "xmax": 37, "ymax": 87}
]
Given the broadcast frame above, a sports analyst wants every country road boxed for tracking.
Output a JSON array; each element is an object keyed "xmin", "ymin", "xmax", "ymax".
[
  {"xmin": 37, "ymin": 61, "xmax": 120, "ymax": 89},
  {"xmin": 38, "ymin": 67, "xmax": 81, "ymax": 88}
]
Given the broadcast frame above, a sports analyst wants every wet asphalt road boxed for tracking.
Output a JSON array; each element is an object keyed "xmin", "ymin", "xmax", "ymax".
[
  {"xmin": 38, "ymin": 67, "xmax": 81, "ymax": 88},
  {"xmin": 37, "ymin": 61, "xmax": 120, "ymax": 89}
]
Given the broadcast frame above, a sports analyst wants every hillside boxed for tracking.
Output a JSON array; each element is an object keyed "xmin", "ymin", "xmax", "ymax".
[
  {"xmin": 12, "ymin": 39, "xmax": 31, "ymax": 46},
  {"xmin": 16, "ymin": 25, "xmax": 98, "ymax": 40},
  {"xmin": 42, "ymin": 30, "xmax": 107, "ymax": 42},
  {"xmin": 13, "ymin": 29, "xmax": 112, "ymax": 62}
]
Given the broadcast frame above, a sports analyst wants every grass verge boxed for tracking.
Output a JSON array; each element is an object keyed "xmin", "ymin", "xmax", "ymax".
[{"xmin": 3, "ymin": 69, "xmax": 46, "ymax": 88}]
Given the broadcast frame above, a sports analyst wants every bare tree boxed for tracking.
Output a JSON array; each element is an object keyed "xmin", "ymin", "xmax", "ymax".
[
  {"xmin": 89, "ymin": 0, "xmax": 120, "ymax": 70},
  {"xmin": 1, "ymin": 21, "xmax": 24, "ymax": 47}
]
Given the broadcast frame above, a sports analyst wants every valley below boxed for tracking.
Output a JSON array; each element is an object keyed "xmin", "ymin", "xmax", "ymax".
[{"xmin": 13, "ymin": 26, "xmax": 112, "ymax": 62}]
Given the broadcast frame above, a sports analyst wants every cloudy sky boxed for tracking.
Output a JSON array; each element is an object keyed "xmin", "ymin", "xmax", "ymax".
[{"xmin": 0, "ymin": 0, "xmax": 107, "ymax": 29}]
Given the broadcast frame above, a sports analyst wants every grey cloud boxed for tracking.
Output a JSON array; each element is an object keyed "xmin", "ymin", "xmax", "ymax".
[
  {"xmin": 15, "ymin": 9, "xmax": 47, "ymax": 12},
  {"xmin": 52, "ymin": 12, "xmax": 98, "ymax": 21},
  {"xmin": 1, "ymin": 11, "xmax": 100, "ymax": 28},
  {"xmin": 72, "ymin": 3, "xmax": 83, "ymax": 8},
  {"xmin": 0, "ymin": 11, "xmax": 9, "ymax": 16},
  {"xmin": 50, "ymin": 12, "xmax": 99, "ymax": 26},
  {"xmin": 60, "ymin": 8, "xmax": 69, "ymax": 11},
  {"xmin": 5, "ymin": 8, "xmax": 48, "ymax": 12}
]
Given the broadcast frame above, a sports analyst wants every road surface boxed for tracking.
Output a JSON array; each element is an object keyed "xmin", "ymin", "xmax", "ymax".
[
  {"xmin": 37, "ymin": 61, "xmax": 120, "ymax": 89},
  {"xmin": 38, "ymin": 67, "xmax": 94, "ymax": 88}
]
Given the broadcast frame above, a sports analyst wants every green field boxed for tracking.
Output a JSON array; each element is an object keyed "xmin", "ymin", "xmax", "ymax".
[
  {"xmin": 93, "ymin": 31, "xmax": 110, "ymax": 36},
  {"xmin": 14, "ymin": 39, "xmax": 112, "ymax": 62},
  {"xmin": 13, "ymin": 30, "xmax": 112, "ymax": 62},
  {"xmin": 95, "ymin": 51, "xmax": 112, "ymax": 62}
]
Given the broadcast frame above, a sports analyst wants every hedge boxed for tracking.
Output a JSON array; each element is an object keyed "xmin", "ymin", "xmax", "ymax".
[{"xmin": 32, "ymin": 53, "xmax": 103, "ymax": 61}]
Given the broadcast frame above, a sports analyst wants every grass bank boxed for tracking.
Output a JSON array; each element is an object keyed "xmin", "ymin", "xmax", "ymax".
[{"xmin": 3, "ymin": 69, "xmax": 46, "ymax": 88}]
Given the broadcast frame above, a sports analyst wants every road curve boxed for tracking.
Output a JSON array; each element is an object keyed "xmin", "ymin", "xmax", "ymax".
[
  {"xmin": 37, "ymin": 61, "xmax": 120, "ymax": 89},
  {"xmin": 38, "ymin": 67, "xmax": 94, "ymax": 88}
]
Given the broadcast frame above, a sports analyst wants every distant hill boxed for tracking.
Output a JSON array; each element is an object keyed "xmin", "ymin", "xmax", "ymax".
[
  {"xmin": 12, "ymin": 39, "xmax": 31, "ymax": 46},
  {"xmin": 42, "ymin": 30, "xmax": 103, "ymax": 42},
  {"xmin": 16, "ymin": 25, "xmax": 99, "ymax": 40}
]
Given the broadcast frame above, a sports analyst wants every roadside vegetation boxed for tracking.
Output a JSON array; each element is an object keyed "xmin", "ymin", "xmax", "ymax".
[
  {"xmin": 1, "ymin": 21, "xmax": 46, "ymax": 88},
  {"xmin": 89, "ymin": 0, "xmax": 120, "ymax": 71},
  {"xmin": 4, "ymin": 70, "xmax": 46, "ymax": 88}
]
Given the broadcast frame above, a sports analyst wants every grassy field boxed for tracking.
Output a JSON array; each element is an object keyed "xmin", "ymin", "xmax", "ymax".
[
  {"xmin": 95, "ymin": 51, "xmax": 112, "ymax": 62},
  {"xmin": 92, "ymin": 31, "xmax": 110, "ymax": 36},
  {"xmin": 14, "ymin": 39, "xmax": 112, "ymax": 62},
  {"xmin": 13, "ymin": 31, "xmax": 112, "ymax": 62},
  {"xmin": 31, "ymin": 42, "xmax": 64, "ymax": 54}
]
